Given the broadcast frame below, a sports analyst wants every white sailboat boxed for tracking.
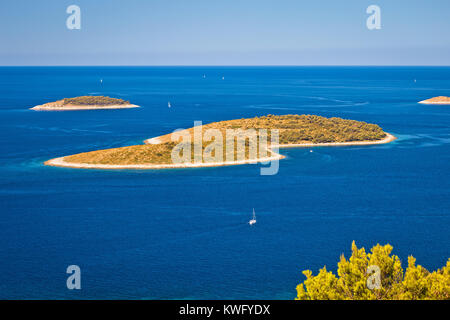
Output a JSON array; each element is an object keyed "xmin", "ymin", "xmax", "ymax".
[
  {"xmin": 168, "ymin": 101, "xmax": 171, "ymax": 108},
  {"xmin": 249, "ymin": 208, "xmax": 257, "ymax": 225}
]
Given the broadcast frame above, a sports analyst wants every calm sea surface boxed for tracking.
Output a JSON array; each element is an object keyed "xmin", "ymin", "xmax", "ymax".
[{"xmin": 0, "ymin": 66, "xmax": 449, "ymax": 299}]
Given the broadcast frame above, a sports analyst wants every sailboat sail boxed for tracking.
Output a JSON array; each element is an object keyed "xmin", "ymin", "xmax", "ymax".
[{"xmin": 249, "ymin": 208, "xmax": 256, "ymax": 225}]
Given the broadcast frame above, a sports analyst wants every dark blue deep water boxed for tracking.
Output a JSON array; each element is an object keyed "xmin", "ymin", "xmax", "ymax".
[{"xmin": 0, "ymin": 67, "xmax": 449, "ymax": 299}]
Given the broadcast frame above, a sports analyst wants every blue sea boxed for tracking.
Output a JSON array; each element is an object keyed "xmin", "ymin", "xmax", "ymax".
[{"xmin": 0, "ymin": 66, "xmax": 449, "ymax": 299}]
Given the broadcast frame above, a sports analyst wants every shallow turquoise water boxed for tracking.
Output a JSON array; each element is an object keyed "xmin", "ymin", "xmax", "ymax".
[{"xmin": 0, "ymin": 66, "xmax": 449, "ymax": 299}]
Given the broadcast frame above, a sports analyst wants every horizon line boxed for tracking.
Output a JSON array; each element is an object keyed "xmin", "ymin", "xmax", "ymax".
[{"xmin": 1, "ymin": 65, "xmax": 450, "ymax": 67}]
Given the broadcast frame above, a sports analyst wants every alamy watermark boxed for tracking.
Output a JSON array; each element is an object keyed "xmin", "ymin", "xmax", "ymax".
[
  {"xmin": 366, "ymin": 265, "xmax": 382, "ymax": 290},
  {"xmin": 366, "ymin": 5, "xmax": 381, "ymax": 30},
  {"xmin": 169, "ymin": 121, "xmax": 280, "ymax": 175},
  {"xmin": 66, "ymin": 5, "xmax": 81, "ymax": 30},
  {"xmin": 66, "ymin": 265, "xmax": 81, "ymax": 290},
  {"xmin": 65, "ymin": 5, "xmax": 381, "ymax": 31}
]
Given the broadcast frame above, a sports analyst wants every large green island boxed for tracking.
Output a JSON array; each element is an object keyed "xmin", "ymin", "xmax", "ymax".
[
  {"xmin": 45, "ymin": 114, "xmax": 396, "ymax": 169},
  {"xmin": 31, "ymin": 96, "xmax": 140, "ymax": 110}
]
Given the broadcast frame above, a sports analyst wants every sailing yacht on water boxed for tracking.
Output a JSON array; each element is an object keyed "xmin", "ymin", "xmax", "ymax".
[{"xmin": 249, "ymin": 208, "xmax": 257, "ymax": 225}]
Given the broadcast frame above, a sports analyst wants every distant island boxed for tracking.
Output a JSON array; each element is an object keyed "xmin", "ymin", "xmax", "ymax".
[
  {"xmin": 418, "ymin": 96, "xmax": 450, "ymax": 105},
  {"xmin": 31, "ymin": 96, "xmax": 140, "ymax": 110},
  {"xmin": 45, "ymin": 114, "xmax": 396, "ymax": 169}
]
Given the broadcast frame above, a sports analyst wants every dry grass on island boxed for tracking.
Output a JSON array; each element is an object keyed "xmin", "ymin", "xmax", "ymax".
[
  {"xmin": 419, "ymin": 96, "xmax": 450, "ymax": 105},
  {"xmin": 31, "ymin": 96, "xmax": 140, "ymax": 110},
  {"xmin": 150, "ymin": 114, "xmax": 388, "ymax": 145},
  {"xmin": 46, "ymin": 114, "xmax": 395, "ymax": 169}
]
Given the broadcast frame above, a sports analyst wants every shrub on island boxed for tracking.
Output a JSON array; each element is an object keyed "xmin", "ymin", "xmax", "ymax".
[{"xmin": 63, "ymin": 96, "xmax": 130, "ymax": 106}]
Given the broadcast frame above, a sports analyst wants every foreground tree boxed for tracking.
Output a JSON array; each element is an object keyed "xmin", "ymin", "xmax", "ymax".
[{"xmin": 296, "ymin": 241, "xmax": 449, "ymax": 300}]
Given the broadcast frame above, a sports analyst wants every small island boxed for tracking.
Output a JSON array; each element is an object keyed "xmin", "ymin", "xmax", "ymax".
[
  {"xmin": 418, "ymin": 96, "xmax": 450, "ymax": 105},
  {"xmin": 45, "ymin": 114, "xmax": 396, "ymax": 169},
  {"xmin": 31, "ymin": 96, "xmax": 140, "ymax": 110}
]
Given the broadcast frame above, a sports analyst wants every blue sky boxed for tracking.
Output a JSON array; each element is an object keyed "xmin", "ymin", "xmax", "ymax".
[{"xmin": 1, "ymin": 0, "xmax": 449, "ymax": 65}]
